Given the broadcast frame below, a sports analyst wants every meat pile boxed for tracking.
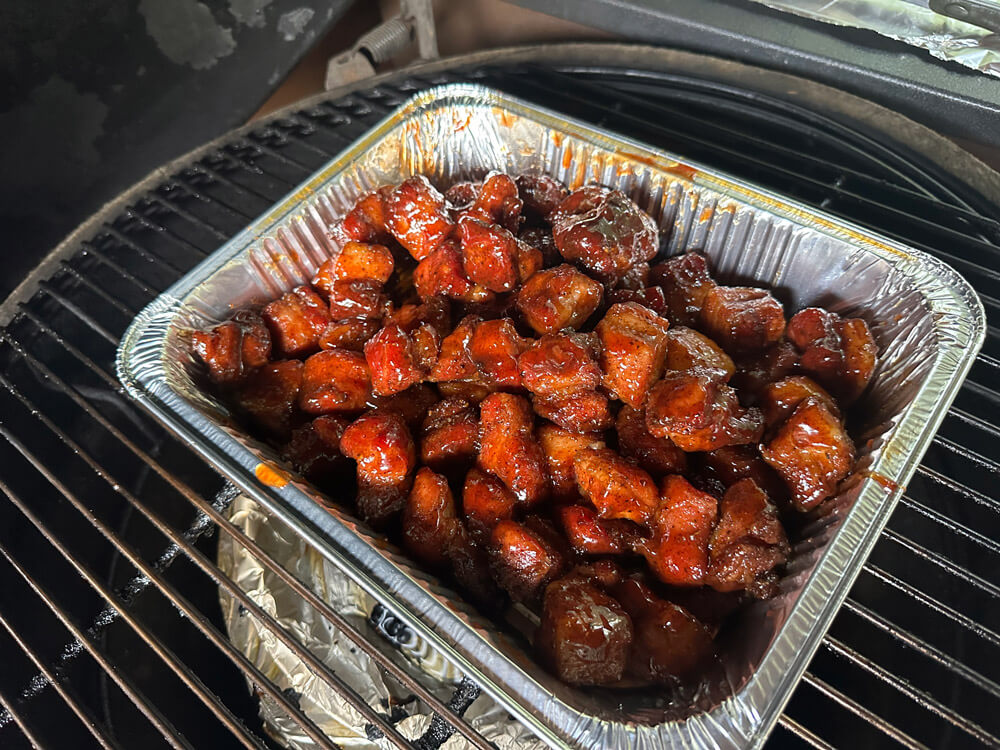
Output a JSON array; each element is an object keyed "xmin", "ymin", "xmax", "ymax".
[{"xmin": 192, "ymin": 172, "xmax": 877, "ymax": 687}]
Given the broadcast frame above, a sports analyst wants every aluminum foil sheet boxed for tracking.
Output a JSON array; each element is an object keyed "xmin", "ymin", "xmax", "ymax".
[
  {"xmin": 117, "ymin": 84, "xmax": 985, "ymax": 748},
  {"xmin": 750, "ymin": 0, "xmax": 1000, "ymax": 77}
]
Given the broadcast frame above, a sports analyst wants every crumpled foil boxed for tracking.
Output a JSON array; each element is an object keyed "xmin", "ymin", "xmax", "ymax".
[
  {"xmin": 218, "ymin": 491, "xmax": 547, "ymax": 750},
  {"xmin": 750, "ymin": 0, "xmax": 1000, "ymax": 77}
]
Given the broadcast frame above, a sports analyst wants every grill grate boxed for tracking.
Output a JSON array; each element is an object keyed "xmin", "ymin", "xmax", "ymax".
[{"xmin": 0, "ymin": 63, "xmax": 998, "ymax": 749}]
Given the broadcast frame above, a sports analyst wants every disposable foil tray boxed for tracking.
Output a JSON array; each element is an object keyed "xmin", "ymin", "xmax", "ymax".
[{"xmin": 116, "ymin": 84, "xmax": 986, "ymax": 748}]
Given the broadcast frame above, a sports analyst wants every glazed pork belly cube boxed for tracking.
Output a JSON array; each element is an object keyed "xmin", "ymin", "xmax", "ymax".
[
  {"xmin": 402, "ymin": 467, "xmax": 461, "ymax": 568},
  {"xmin": 698, "ymin": 445, "xmax": 786, "ymax": 502},
  {"xmin": 462, "ymin": 468, "xmax": 517, "ymax": 544},
  {"xmin": 446, "ymin": 526, "xmax": 505, "ymax": 605},
  {"xmin": 462, "ymin": 172, "xmax": 522, "ymax": 232},
  {"xmin": 369, "ymin": 383, "xmax": 439, "ymax": 430},
  {"xmin": 531, "ymin": 390, "xmax": 612, "ymax": 433},
  {"xmin": 364, "ymin": 322, "xmax": 425, "ymax": 397},
  {"xmin": 478, "ymin": 393, "xmax": 549, "ymax": 505},
  {"xmin": 759, "ymin": 375, "xmax": 839, "ymax": 427},
  {"xmin": 699, "ymin": 285, "xmax": 786, "ymax": 356},
  {"xmin": 340, "ymin": 411, "xmax": 417, "ymax": 525},
  {"xmin": 760, "ymin": 397, "xmax": 854, "ymax": 512},
  {"xmin": 518, "ymin": 225, "xmax": 560, "ymax": 268},
  {"xmin": 516, "ymin": 265, "xmax": 603, "ymax": 335},
  {"xmin": 420, "ymin": 397, "xmax": 480, "ymax": 475},
  {"xmin": 385, "ymin": 175, "xmax": 454, "ymax": 260},
  {"xmin": 488, "ymin": 519, "xmax": 565, "ymax": 602},
  {"xmin": 787, "ymin": 307, "xmax": 877, "ymax": 403},
  {"xmin": 429, "ymin": 314, "xmax": 481, "ymax": 383},
  {"xmin": 730, "ymin": 340, "xmax": 799, "ymax": 399},
  {"xmin": 468, "ymin": 318, "xmax": 528, "ymax": 388},
  {"xmin": 515, "ymin": 174, "xmax": 568, "ymax": 223},
  {"xmin": 705, "ymin": 478, "xmax": 789, "ymax": 597},
  {"xmin": 638, "ymin": 475, "xmax": 717, "ymax": 587},
  {"xmin": 649, "ymin": 252, "xmax": 717, "ymax": 327},
  {"xmin": 537, "ymin": 424, "xmax": 606, "ymax": 501},
  {"xmin": 551, "ymin": 186, "xmax": 658, "ymax": 285},
  {"xmin": 518, "ymin": 333, "xmax": 602, "ymax": 397},
  {"xmin": 298, "ymin": 349, "xmax": 372, "ymax": 414},
  {"xmin": 319, "ymin": 318, "xmax": 381, "ymax": 352},
  {"xmin": 262, "ymin": 285, "xmax": 331, "ymax": 358},
  {"xmin": 573, "ymin": 448, "xmax": 659, "ymax": 526},
  {"xmin": 311, "ymin": 241, "xmax": 394, "ymax": 294},
  {"xmin": 663, "ymin": 326, "xmax": 735, "ymax": 380},
  {"xmin": 595, "ymin": 302, "xmax": 671, "ymax": 408},
  {"xmin": 283, "ymin": 415, "xmax": 350, "ymax": 484},
  {"xmin": 615, "ymin": 405, "xmax": 687, "ymax": 477},
  {"xmin": 340, "ymin": 186, "xmax": 394, "ymax": 245},
  {"xmin": 414, "ymin": 241, "xmax": 492, "ymax": 303},
  {"xmin": 536, "ymin": 576, "xmax": 633, "ymax": 685},
  {"xmin": 326, "ymin": 279, "xmax": 388, "ymax": 320},
  {"xmin": 645, "ymin": 368, "xmax": 764, "ymax": 452},
  {"xmin": 606, "ymin": 285, "xmax": 671, "ymax": 318},
  {"xmin": 459, "ymin": 217, "xmax": 519, "ymax": 293},
  {"xmin": 192, "ymin": 310, "xmax": 271, "ymax": 385},
  {"xmin": 558, "ymin": 505, "xmax": 642, "ymax": 556},
  {"xmin": 234, "ymin": 360, "xmax": 303, "ymax": 438}
]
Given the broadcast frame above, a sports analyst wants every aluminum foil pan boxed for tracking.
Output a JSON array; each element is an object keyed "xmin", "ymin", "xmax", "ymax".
[
  {"xmin": 116, "ymin": 84, "xmax": 985, "ymax": 748},
  {"xmin": 749, "ymin": 0, "xmax": 1000, "ymax": 78}
]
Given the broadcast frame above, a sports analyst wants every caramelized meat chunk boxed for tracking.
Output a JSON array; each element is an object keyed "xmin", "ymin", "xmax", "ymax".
[
  {"xmin": 429, "ymin": 314, "xmax": 481, "ymax": 383},
  {"xmin": 516, "ymin": 264, "xmax": 603, "ymax": 335},
  {"xmin": 514, "ymin": 238, "xmax": 544, "ymax": 283},
  {"xmin": 615, "ymin": 405, "xmax": 687, "ymax": 477},
  {"xmin": 551, "ymin": 186, "xmax": 658, "ymax": 284},
  {"xmin": 403, "ymin": 468, "xmax": 460, "ymax": 568},
  {"xmin": 262, "ymin": 285, "xmax": 331, "ymax": 358},
  {"xmin": 537, "ymin": 424, "xmax": 606, "ymax": 501},
  {"xmin": 706, "ymin": 479, "xmax": 788, "ymax": 596},
  {"xmin": 413, "ymin": 241, "xmax": 492, "ymax": 303},
  {"xmin": 368, "ymin": 384, "xmax": 438, "ymax": 430},
  {"xmin": 606, "ymin": 286, "xmax": 671, "ymax": 318},
  {"xmin": 519, "ymin": 225, "xmax": 560, "ymax": 267},
  {"xmin": 650, "ymin": 252, "xmax": 717, "ymax": 327},
  {"xmin": 462, "ymin": 467, "xmax": 517, "ymax": 544},
  {"xmin": 489, "ymin": 519, "xmax": 565, "ymax": 601},
  {"xmin": 639, "ymin": 476, "xmax": 717, "ymax": 587},
  {"xmin": 516, "ymin": 174, "xmax": 568, "ymax": 222},
  {"xmin": 312, "ymin": 241, "xmax": 394, "ymax": 294},
  {"xmin": 341, "ymin": 411, "xmax": 417, "ymax": 525},
  {"xmin": 614, "ymin": 579, "xmax": 712, "ymax": 681},
  {"xmin": 573, "ymin": 448, "xmax": 659, "ymax": 525},
  {"xmin": 760, "ymin": 397, "xmax": 854, "ymax": 512},
  {"xmin": 319, "ymin": 318, "xmax": 382, "ymax": 352},
  {"xmin": 340, "ymin": 187, "xmax": 393, "ymax": 245},
  {"xmin": 435, "ymin": 380, "xmax": 493, "ymax": 404},
  {"xmin": 385, "ymin": 175, "xmax": 454, "ymax": 260},
  {"xmin": 444, "ymin": 180, "xmax": 479, "ymax": 210},
  {"xmin": 730, "ymin": 340, "xmax": 799, "ymax": 398},
  {"xmin": 326, "ymin": 280, "xmax": 389, "ymax": 320},
  {"xmin": 464, "ymin": 172, "xmax": 522, "ymax": 232},
  {"xmin": 559, "ymin": 505, "xmax": 642, "ymax": 555},
  {"xmin": 283, "ymin": 415, "xmax": 350, "ymax": 483},
  {"xmin": 518, "ymin": 333, "xmax": 601, "ymax": 397},
  {"xmin": 364, "ymin": 322, "xmax": 425, "ymax": 397},
  {"xmin": 459, "ymin": 217, "xmax": 519, "ymax": 293},
  {"xmin": 698, "ymin": 445, "xmax": 785, "ymax": 501},
  {"xmin": 700, "ymin": 286, "xmax": 786, "ymax": 356},
  {"xmin": 664, "ymin": 326, "xmax": 735, "ymax": 380},
  {"xmin": 595, "ymin": 302, "xmax": 671, "ymax": 408},
  {"xmin": 234, "ymin": 360, "xmax": 303, "ymax": 438},
  {"xmin": 479, "ymin": 393, "xmax": 549, "ymax": 505},
  {"xmin": 760, "ymin": 375, "xmax": 839, "ymax": 427},
  {"xmin": 420, "ymin": 397, "xmax": 479, "ymax": 474},
  {"xmin": 299, "ymin": 349, "xmax": 372, "ymax": 414},
  {"xmin": 468, "ymin": 318, "xmax": 527, "ymax": 388},
  {"xmin": 532, "ymin": 390, "xmax": 612, "ymax": 433},
  {"xmin": 787, "ymin": 307, "xmax": 877, "ymax": 403},
  {"xmin": 537, "ymin": 576, "xmax": 633, "ymax": 685},
  {"xmin": 646, "ymin": 368, "xmax": 764, "ymax": 452},
  {"xmin": 446, "ymin": 526, "xmax": 505, "ymax": 605},
  {"xmin": 192, "ymin": 311, "xmax": 271, "ymax": 385}
]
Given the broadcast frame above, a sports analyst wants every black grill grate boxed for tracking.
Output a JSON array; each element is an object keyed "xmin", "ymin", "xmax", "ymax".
[{"xmin": 0, "ymin": 64, "xmax": 997, "ymax": 749}]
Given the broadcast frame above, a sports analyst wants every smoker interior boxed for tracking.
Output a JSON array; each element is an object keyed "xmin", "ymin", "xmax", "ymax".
[{"xmin": 0, "ymin": 61, "xmax": 997, "ymax": 749}]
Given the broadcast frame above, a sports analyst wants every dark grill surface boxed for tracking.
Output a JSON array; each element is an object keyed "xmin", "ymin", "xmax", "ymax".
[{"xmin": 0, "ymin": 64, "xmax": 998, "ymax": 749}]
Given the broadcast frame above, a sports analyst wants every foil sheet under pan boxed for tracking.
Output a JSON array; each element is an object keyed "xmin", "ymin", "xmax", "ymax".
[{"xmin": 116, "ymin": 84, "xmax": 985, "ymax": 748}]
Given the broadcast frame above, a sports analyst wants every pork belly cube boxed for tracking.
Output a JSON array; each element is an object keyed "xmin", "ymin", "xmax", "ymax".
[
  {"xmin": 368, "ymin": 383, "xmax": 438, "ymax": 430},
  {"xmin": 429, "ymin": 315, "xmax": 481, "ymax": 383},
  {"xmin": 618, "ymin": 262, "xmax": 651, "ymax": 292},
  {"xmin": 698, "ymin": 445, "xmax": 786, "ymax": 502},
  {"xmin": 613, "ymin": 579, "xmax": 712, "ymax": 682},
  {"xmin": 516, "ymin": 174, "xmax": 568, "ymax": 223},
  {"xmin": 298, "ymin": 349, "xmax": 371, "ymax": 414},
  {"xmin": 420, "ymin": 397, "xmax": 479, "ymax": 474},
  {"xmin": 787, "ymin": 307, "xmax": 877, "ymax": 403},
  {"xmin": 730, "ymin": 340, "xmax": 799, "ymax": 398},
  {"xmin": 319, "ymin": 318, "xmax": 382, "ymax": 352},
  {"xmin": 444, "ymin": 180, "xmax": 479, "ymax": 210},
  {"xmin": 311, "ymin": 241, "xmax": 394, "ymax": 295},
  {"xmin": 650, "ymin": 252, "xmax": 717, "ymax": 327},
  {"xmin": 558, "ymin": 505, "xmax": 642, "ymax": 556},
  {"xmin": 262, "ymin": 285, "xmax": 331, "ymax": 358},
  {"xmin": 532, "ymin": 390, "xmax": 612, "ymax": 433},
  {"xmin": 386, "ymin": 297, "xmax": 451, "ymax": 338},
  {"xmin": 645, "ymin": 368, "xmax": 764, "ymax": 452},
  {"xmin": 664, "ymin": 326, "xmax": 735, "ymax": 380},
  {"xmin": 760, "ymin": 397, "xmax": 854, "ymax": 512},
  {"xmin": 385, "ymin": 175, "xmax": 454, "ymax": 260},
  {"xmin": 760, "ymin": 375, "xmax": 839, "ymax": 427},
  {"xmin": 700, "ymin": 286, "xmax": 786, "ymax": 355},
  {"xmin": 518, "ymin": 333, "xmax": 601, "ymax": 397},
  {"xmin": 413, "ymin": 241, "xmax": 492, "ymax": 303},
  {"xmin": 364, "ymin": 323, "xmax": 424, "ymax": 397},
  {"xmin": 465, "ymin": 172, "xmax": 522, "ymax": 232},
  {"xmin": 326, "ymin": 279, "xmax": 388, "ymax": 320},
  {"xmin": 489, "ymin": 520, "xmax": 565, "ymax": 602},
  {"xmin": 446, "ymin": 526, "xmax": 504, "ymax": 605},
  {"xmin": 341, "ymin": 186, "xmax": 394, "ymax": 245},
  {"xmin": 606, "ymin": 286, "xmax": 671, "ymax": 318},
  {"xmin": 479, "ymin": 393, "xmax": 549, "ymax": 505},
  {"xmin": 551, "ymin": 186, "xmax": 658, "ymax": 285},
  {"xmin": 514, "ymin": 238, "xmax": 544, "ymax": 283},
  {"xmin": 436, "ymin": 380, "xmax": 493, "ymax": 404},
  {"xmin": 516, "ymin": 265, "xmax": 603, "ymax": 335},
  {"xmin": 235, "ymin": 360, "xmax": 303, "ymax": 438},
  {"xmin": 519, "ymin": 225, "xmax": 560, "ymax": 268},
  {"xmin": 595, "ymin": 302, "xmax": 671, "ymax": 408},
  {"xmin": 283, "ymin": 415, "xmax": 350, "ymax": 483},
  {"xmin": 706, "ymin": 478, "xmax": 789, "ymax": 597},
  {"xmin": 536, "ymin": 576, "xmax": 633, "ymax": 686},
  {"xmin": 468, "ymin": 318, "xmax": 527, "ymax": 388},
  {"xmin": 639, "ymin": 475, "xmax": 717, "ymax": 587},
  {"xmin": 402, "ymin": 467, "xmax": 460, "ymax": 568},
  {"xmin": 193, "ymin": 310, "xmax": 272, "ymax": 385},
  {"xmin": 341, "ymin": 411, "xmax": 416, "ymax": 487},
  {"xmin": 573, "ymin": 448, "xmax": 659, "ymax": 526},
  {"xmin": 615, "ymin": 405, "xmax": 687, "ymax": 477},
  {"xmin": 537, "ymin": 424, "xmax": 606, "ymax": 501},
  {"xmin": 462, "ymin": 468, "xmax": 517, "ymax": 544},
  {"xmin": 459, "ymin": 217, "xmax": 519, "ymax": 293}
]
